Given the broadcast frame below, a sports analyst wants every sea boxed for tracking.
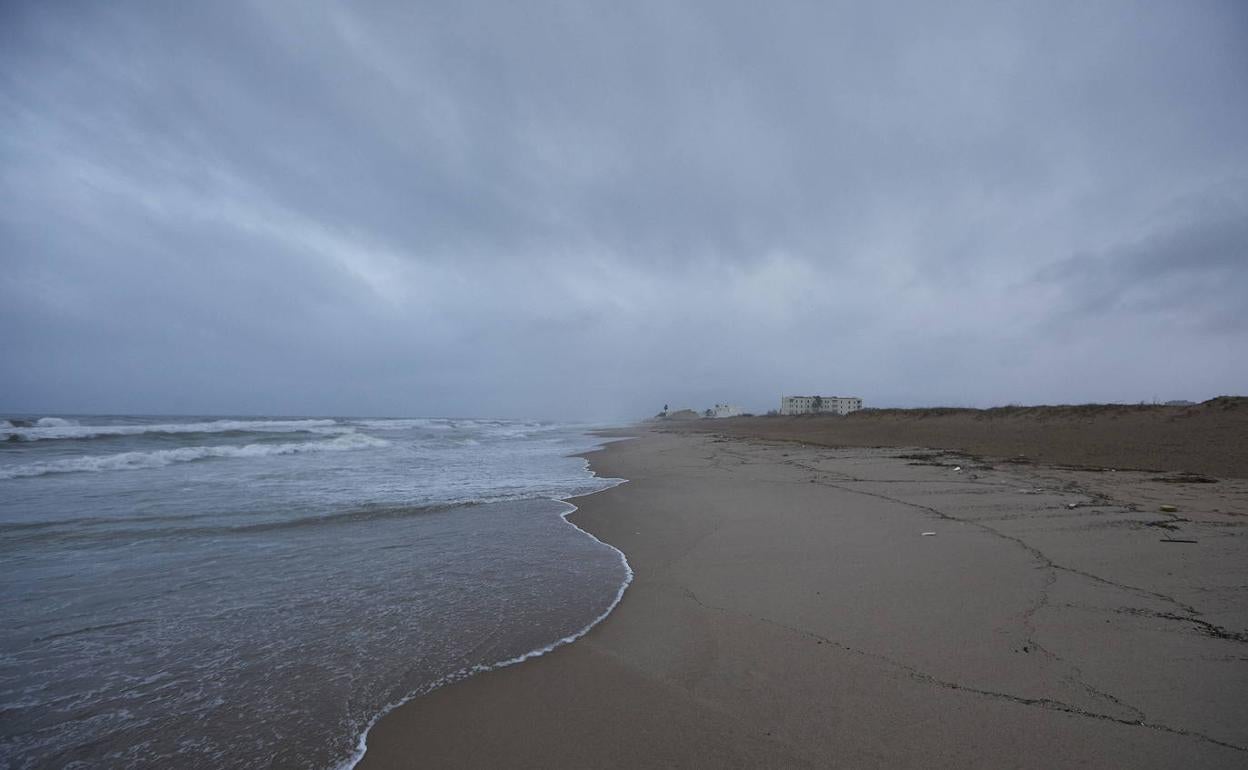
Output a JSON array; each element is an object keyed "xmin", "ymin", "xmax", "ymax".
[{"xmin": 0, "ymin": 415, "xmax": 631, "ymax": 769}]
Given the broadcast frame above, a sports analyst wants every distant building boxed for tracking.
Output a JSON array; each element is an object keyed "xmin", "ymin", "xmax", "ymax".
[
  {"xmin": 780, "ymin": 395, "xmax": 862, "ymax": 416},
  {"xmin": 708, "ymin": 404, "xmax": 744, "ymax": 418}
]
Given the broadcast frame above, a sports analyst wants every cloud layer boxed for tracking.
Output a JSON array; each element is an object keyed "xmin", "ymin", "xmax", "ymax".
[{"xmin": 3, "ymin": 1, "xmax": 1246, "ymax": 420}]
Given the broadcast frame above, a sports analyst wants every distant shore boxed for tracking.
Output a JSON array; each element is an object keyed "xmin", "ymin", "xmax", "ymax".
[{"xmin": 358, "ymin": 428, "xmax": 1248, "ymax": 768}]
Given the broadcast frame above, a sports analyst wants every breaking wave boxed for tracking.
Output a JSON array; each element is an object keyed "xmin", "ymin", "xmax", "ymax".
[
  {"xmin": 0, "ymin": 434, "xmax": 390, "ymax": 479},
  {"xmin": 36, "ymin": 417, "xmax": 79, "ymax": 427},
  {"xmin": 1, "ymin": 418, "xmax": 347, "ymax": 442},
  {"xmin": 353, "ymin": 418, "xmax": 455, "ymax": 431}
]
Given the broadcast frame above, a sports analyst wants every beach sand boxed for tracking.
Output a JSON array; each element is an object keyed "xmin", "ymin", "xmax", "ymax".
[
  {"xmin": 359, "ymin": 429, "xmax": 1248, "ymax": 768},
  {"xmin": 677, "ymin": 398, "xmax": 1248, "ymax": 479}
]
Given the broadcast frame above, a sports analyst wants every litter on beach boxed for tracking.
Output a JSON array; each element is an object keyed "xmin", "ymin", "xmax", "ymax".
[
  {"xmin": 921, "ymin": 531, "xmax": 937, "ymax": 536},
  {"xmin": 1159, "ymin": 504, "xmax": 1179, "ymax": 513},
  {"xmin": 952, "ymin": 466, "xmax": 962, "ymax": 472}
]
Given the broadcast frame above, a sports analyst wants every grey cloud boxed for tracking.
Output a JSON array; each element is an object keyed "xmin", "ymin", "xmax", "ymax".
[
  {"xmin": 2, "ymin": 1, "xmax": 1247, "ymax": 419},
  {"xmin": 1036, "ymin": 189, "xmax": 1248, "ymax": 330}
]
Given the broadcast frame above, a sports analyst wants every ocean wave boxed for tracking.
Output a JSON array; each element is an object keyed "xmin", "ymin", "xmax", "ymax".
[
  {"xmin": 0, "ymin": 434, "xmax": 390, "ymax": 479},
  {"xmin": 0, "ymin": 499, "xmax": 481, "ymax": 545},
  {"xmin": 353, "ymin": 418, "xmax": 455, "ymax": 431},
  {"xmin": 351, "ymin": 418, "xmax": 544, "ymax": 432},
  {"xmin": 0, "ymin": 490, "xmax": 620, "ymax": 547},
  {"xmin": 1, "ymin": 418, "xmax": 348, "ymax": 442},
  {"xmin": 461, "ymin": 420, "xmax": 558, "ymax": 440},
  {"xmin": 348, "ymin": 418, "xmax": 559, "ymax": 440},
  {"xmin": 37, "ymin": 417, "xmax": 79, "ymax": 427}
]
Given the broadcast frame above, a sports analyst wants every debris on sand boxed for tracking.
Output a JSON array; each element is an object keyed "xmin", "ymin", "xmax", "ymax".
[{"xmin": 1153, "ymin": 473, "xmax": 1219, "ymax": 484}]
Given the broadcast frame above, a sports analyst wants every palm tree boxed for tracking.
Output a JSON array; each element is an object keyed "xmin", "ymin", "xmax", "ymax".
[{"xmin": 812, "ymin": 395, "xmax": 823, "ymax": 413}]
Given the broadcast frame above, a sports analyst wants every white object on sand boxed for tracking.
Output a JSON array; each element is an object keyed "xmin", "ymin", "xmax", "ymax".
[
  {"xmin": 921, "ymin": 531, "xmax": 936, "ymax": 536},
  {"xmin": 952, "ymin": 466, "xmax": 962, "ymax": 472}
]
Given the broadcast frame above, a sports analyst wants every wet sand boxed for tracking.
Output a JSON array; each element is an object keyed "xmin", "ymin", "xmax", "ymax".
[{"xmin": 359, "ymin": 430, "xmax": 1248, "ymax": 768}]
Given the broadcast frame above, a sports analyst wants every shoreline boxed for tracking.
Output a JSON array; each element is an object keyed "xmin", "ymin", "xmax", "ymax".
[
  {"xmin": 342, "ymin": 433, "xmax": 638, "ymax": 770},
  {"xmin": 358, "ymin": 429, "xmax": 1248, "ymax": 768}
]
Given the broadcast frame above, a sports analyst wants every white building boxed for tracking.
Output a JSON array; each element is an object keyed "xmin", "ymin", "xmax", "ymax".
[
  {"xmin": 708, "ymin": 404, "xmax": 744, "ymax": 418},
  {"xmin": 780, "ymin": 395, "xmax": 863, "ymax": 416}
]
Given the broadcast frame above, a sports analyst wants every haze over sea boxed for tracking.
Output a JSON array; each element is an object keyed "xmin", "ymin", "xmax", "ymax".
[{"xmin": 0, "ymin": 415, "xmax": 629, "ymax": 769}]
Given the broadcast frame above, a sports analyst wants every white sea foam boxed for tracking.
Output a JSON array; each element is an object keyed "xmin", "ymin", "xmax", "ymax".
[
  {"xmin": 1, "ymin": 418, "xmax": 348, "ymax": 441},
  {"xmin": 0, "ymin": 434, "xmax": 389, "ymax": 479}
]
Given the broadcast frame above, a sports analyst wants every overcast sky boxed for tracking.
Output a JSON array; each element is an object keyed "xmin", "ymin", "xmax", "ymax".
[{"xmin": 2, "ymin": 1, "xmax": 1245, "ymax": 420}]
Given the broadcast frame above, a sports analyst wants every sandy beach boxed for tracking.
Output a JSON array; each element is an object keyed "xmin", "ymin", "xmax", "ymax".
[{"xmin": 359, "ymin": 424, "xmax": 1247, "ymax": 768}]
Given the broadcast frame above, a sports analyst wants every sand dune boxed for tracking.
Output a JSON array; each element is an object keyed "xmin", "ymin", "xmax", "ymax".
[{"xmin": 676, "ymin": 397, "xmax": 1248, "ymax": 478}]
